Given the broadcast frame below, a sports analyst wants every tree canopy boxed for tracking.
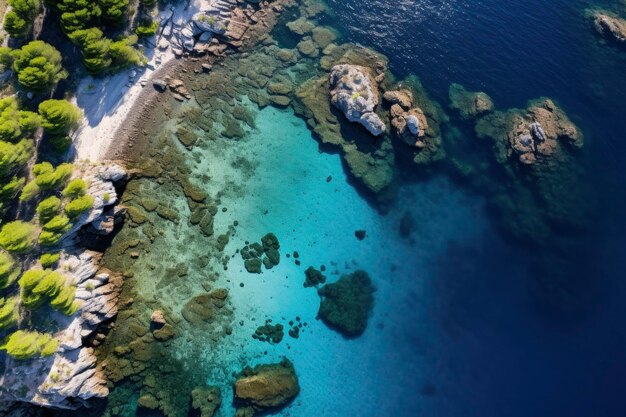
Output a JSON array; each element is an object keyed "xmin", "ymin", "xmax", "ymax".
[
  {"xmin": 8, "ymin": 41, "xmax": 68, "ymax": 92},
  {"xmin": 38, "ymin": 99, "xmax": 81, "ymax": 136}
]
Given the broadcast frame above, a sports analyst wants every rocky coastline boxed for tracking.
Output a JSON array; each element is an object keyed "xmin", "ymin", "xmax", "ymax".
[{"xmin": 0, "ymin": 163, "xmax": 128, "ymax": 409}]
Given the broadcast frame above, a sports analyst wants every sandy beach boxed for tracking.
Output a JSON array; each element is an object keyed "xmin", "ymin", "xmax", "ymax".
[{"xmin": 71, "ymin": 0, "xmax": 205, "ymax": 162}]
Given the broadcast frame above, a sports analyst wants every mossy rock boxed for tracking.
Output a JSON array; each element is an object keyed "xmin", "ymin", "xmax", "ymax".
[
  {"xmin": 304, "ymin": 266, "xmax": 326, "ymax": 287},
  {"xmin": 176, "ymin": 126, "xmax": 198, "ymax": 149},
  {"xmin": 156, "ymin": 205, "xmax": 180, "ymax": 223}
]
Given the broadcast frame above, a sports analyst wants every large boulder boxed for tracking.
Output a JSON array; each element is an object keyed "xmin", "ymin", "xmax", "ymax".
[
  {"xmin": 329, "ymin": 64, "xmax": 386, "ymax": 136},
  {"xmin": 318, "ymin": 270, "xmax": 375, "ymax": 337},
  {"xmin": 234, "ymin": 359, "xmax": 300, "ymax": 412}
]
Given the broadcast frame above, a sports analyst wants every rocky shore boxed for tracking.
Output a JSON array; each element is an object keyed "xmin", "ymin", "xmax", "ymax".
[{"xmin": 0, "ymin": 163, "xmax": 128, "ymax": 409}]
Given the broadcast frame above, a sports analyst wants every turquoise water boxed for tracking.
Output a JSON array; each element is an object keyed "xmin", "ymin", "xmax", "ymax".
[{"xmin": 72, "ymin": 0, "xmax": 626, "ymax": 416}]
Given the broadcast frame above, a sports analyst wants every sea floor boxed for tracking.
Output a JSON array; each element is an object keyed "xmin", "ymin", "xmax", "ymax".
[{"xmin": 101, "ymin": 98, "xmax": 491, "ymax": 417}]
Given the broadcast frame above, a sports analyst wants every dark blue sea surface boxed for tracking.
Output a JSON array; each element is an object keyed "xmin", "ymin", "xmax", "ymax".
[{"xmin": 322, "ymin": 0, "xmax": 626, "ymax": 416}]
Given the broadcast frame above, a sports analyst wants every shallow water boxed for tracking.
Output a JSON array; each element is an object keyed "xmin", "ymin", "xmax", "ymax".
[{"xmin": 83, "ymin": 1, "xmax": 626, "ymax": 417}]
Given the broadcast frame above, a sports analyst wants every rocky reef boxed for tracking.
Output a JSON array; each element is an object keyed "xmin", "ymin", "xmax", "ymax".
[
  {"xmin": 449, "ymin": 83, "xmax": 494, "ymax": 120},
  {"xmin": 593, "ymin": 12, "xmax": 626, "ymax": 45},
  {"xmin": 0, "ymin": 163, "xmax": 128, "ymax": 409},
  {"xmin": 233, "ymin": 359, "xmax": 300, "ymax": 416},
  {"xmin": 317, "ymin": 270, "xmax": 375, "ymax": 337}
]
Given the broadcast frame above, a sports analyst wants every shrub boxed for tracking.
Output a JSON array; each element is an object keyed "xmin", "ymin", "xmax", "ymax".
[
  {"xmin": 36, "ymin": 196, "xmax": 61, "ymax": 222},
  {"xmin": 0, "ymin": 221, "xmax": 38, "ymax": 253},
  {"xmin": 38, "ymin": 230, "xmax": 63, "ymax": 246},
  {"xmin": 64, "ymin": 194, "xmax": 93, "ymax": 218},
  {"xmin": 38, "ymin": 99, "xmax": 81, "ymax": 136},
  {"xmin": 109, "ymin": 35, "xmax": 146, "ymax": 69},
  {"xmin": 9, "ymin": 41, "xmax": 68, "ymax": 92},
  {"xmin": 62, "ymin": 178, "xmax": 86, "ymax": 199},
  {"xmin": 0, "ymin": 297, "xmax": 19, "ymax": 329},
  {"xmin": 33, "ymin": 162, "xmax": 73, "ymax": 190},
  {"xmin": 136, "ymin": 20, "xmax": 158, "ymax": 37},
  {"xmin": 32, "ymin": 270, "xmax": 65, "ymax": 298},
  {"xmin": 0, "ymin": 251, "xmax": 21, "ymax": 289},
  {"xmin": 40, "ymin": 252, "xmax": 60, "ymax": 268},
  {"xmin": 0, "ymin": 330, "xmax": 59, "ymax": 359}
]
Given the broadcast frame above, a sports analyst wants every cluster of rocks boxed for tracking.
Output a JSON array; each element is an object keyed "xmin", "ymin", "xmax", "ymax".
[
  {"xmin": 317, "ymin": 270, "xmax": 375, "ymax": 337},
  {"xmin": 476, "ymin": 98, "xmax": 583, "ymax": 166},
  {"xmin": 253, "ymin": 321, "xmax": 284, "ymax": 344},
  {"xmin": 1, "ymin": 164, "xmax": 128, "ymax": 409},
  {"xmin": 240, "ymin": 233, "xmax": 280, "ymax": 273},
  {"xmin": 303, "ymin": 265, "xmax": 326, "ymax": 287},
  {"xmin": 181, "ymin": 288, "xmax": 230, "ymax": 325},
  {"xmin": 593, "ymin": 12, "xmax": 626, "ymax": 45},
  {"xmin": 233, "ymin": 359, "xmax": 300, "ymax": 416}
]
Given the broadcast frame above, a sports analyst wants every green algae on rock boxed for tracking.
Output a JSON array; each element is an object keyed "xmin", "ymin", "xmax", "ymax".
[
  {"xmin": 318, "ymin": 270, "xmax": 375, "ymax": 337},
  {"xmin": 448, "ymin": 83, "xmax": 495, "ymax": 120}
]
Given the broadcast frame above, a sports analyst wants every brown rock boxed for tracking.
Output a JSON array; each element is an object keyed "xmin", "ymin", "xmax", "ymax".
[{"xmin": 234, "ymin": 359, "xmax": 299, "ymax": 410}]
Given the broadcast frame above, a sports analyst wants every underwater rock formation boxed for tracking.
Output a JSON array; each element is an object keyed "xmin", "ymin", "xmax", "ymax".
[
  {"xmin": 329, "ymin": 64, "xmax": 386, "ymax": 136},
  {"xmin": 241, "ymin": 233, "xmax": 281, "ymax": 272},
  {"xmin": 234, "ymin": 359, "xmax": 300, "ymax": 414},
  {"xmin": 253, "ymin": 322, "xmax": 284, "ymax": 344},
  {"xmin": 191, "ymin": 386, "xmax": 222, "ymax": 417},
  {"xmin": 182, "ymin": 289, "xmax": 230, "ymax": 325},
  {"xmin": 448, "ymin": 83, "xmax": 494, "ymax": 120},
  {"xmin": 317, "ymin": 270, "xmax": 375, "ymax": 337},
  {"xmin": 304, "ymin": 266, "xmax": 326, "ymax": 287},
  {"xmin": 477, "ymin": 98, "xmax": 582, "ymax": 165},
  {"xmin": 593, "ymin": 12, "xmax": 626, "ymax": 44}
]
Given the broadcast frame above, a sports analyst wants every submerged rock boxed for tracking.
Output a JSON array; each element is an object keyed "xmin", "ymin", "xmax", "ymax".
[
  {"xmin": 234, "ymin": 359, "xmax": 300, "ymax": 412},
  {"xmin": 304, "ymin": 266, "xmax": 326, "ymax": 287},
  {"xmin": 318, "ymin": 270, "xmax": 375, "ymax": 337},
  {"xmin": 329, "ymin": 64, "xmax": 386, "ymax": 136},
  {"xmin": 253, "ymin": 322, "xmax": 284, "ymax": 344},
  {"xmin": 448, "ymin": 83, "xmax": 494, "ymax": 119},
  {"xmin": 593, "ymin": 12, "xmax": 626, "ymax": 44}
]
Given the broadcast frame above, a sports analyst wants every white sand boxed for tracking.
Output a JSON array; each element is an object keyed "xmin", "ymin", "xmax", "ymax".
[{"xmin": 72, "ymin": 1, "xmax": 207, "ymax": 162}]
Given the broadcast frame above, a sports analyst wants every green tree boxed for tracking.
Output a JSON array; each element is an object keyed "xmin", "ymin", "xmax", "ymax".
[
  {"xmin": 0, "ymin": 330, "xmax": 58, "ymax": 359},
  {"xmin": 64, "ymin": 194, "xmax": 93, "ymax": 218},
  {"xmin": 42, "ymin": 214, "xmax": 71, "ymax": 233},
  {"xmin": 38, "ymin": 99, "xmax": 81, "ymax": 136},
  {"xmin": 68, "ymin": 28, "xmax": 112, "ymax": 73},
  {"xmin": 0, "ymin": 297, "xmax": 19, "ymax": 329},
  {"xmin": 40, "ymin": 252, "xmax": 59, "ymax": 267},
  {"xmin": 57, "ymin": 0, "xmax": 102, "ymax": 33},
  {"xmin": 136, "ymin": 20, "xmax": 158, "ymax": 37},
  {"xmin": 33, "ymin": 162, "xmax": 73, "ymax": 190},
  {"xmin": 4, "ymin": 0, "xmax": 41, "ymax": 38},
  {"xmin": 62, "ymin": 178, "xmax": 86, "ymax": 198},
  {"xmin": 0, "ymin": 221, "xmax": 38, "ymax": 253},
  {"xmin": 109, "ymin": 35, "xmax": 145, "ymax": 69},
  {"xmin": 36, "ymin": 196, "xmax": 61, "ymax": 222},
  {"xmin": 100, "ymin": 0, "xmax": 129, "ymax": 26},
  {"xmin": 9, "ymin": 41, "xmax": 68, "ymax": 92},
  {"xmin": 0, "ymin": 97, "xmax": 40, "ymax": 142},
  {"xmin": 0, "ymin": 251, "xmax": 21, "ymax": 289},
  {"xmin": 3, "ymin": 12, "xmax": 28, "ymax": 38},
  {"xmin": 0, "ymin": 139, "xmax": 33, "ymax": 178},
  {"xmin": 38, "ymin": 230, "xmax": 63, "ymax": 246}
]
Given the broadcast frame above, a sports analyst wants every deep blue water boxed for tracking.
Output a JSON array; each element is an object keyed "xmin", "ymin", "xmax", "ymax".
[{"xmin": 323, "ymin": 0, "xmax": 626, "ymax": 416}]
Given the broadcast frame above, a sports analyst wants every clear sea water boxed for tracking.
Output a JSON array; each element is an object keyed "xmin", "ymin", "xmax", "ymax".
[{"xmin": 85, "ymin": 1, "xmax": 626, "ymax": 417}]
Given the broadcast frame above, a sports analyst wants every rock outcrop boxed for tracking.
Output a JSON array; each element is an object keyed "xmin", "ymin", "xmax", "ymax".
[
  {"xmin": 0, "ymin": 163, "xmax": 127, "ymax": 409},
  {"xmin": 329, "ymin": 64, "xmax": 386, "ymax": 136},
  {"xmin": 234, "ymin": 359, "xmax": 299, "ymax": 414},
  {"xmin": 593, "ymin": 12, "xmax": 626, "ymax": 44}
]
